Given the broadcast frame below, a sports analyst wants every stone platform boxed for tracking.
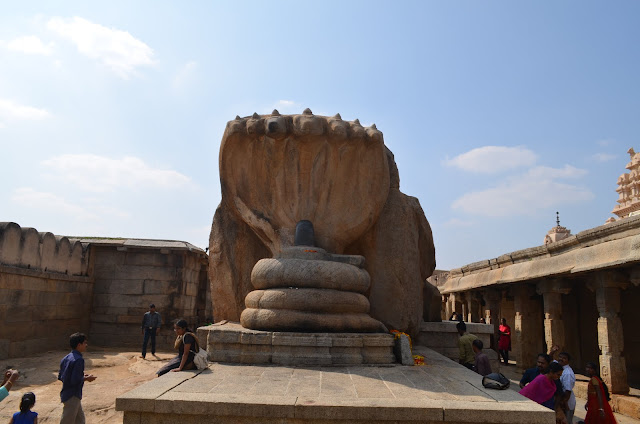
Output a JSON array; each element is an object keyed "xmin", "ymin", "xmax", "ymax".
[
  {"xmin": 116, "ymin": 347, "xmax": 554, "ymax": 424},
  {"xmin": 196, "ymin": 321, "xmax": 395, "ymax": 365}
]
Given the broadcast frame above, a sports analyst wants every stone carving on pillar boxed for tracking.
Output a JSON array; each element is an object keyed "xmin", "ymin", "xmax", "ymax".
[
  {"xmin": 587, "ymin": 271, "xmax": 630, "ymax": 394},
  {"xmin": 536, "ymin": 279, "xmax": 572, "ymax": 354}
]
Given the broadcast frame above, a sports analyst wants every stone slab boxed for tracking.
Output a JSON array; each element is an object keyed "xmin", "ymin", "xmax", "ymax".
[
  {"xmin": 200, "ymin": 321, "xmax": 395, "ymax": 365},
  {"xmin": 116, "ymin": 346, "xmax": 554, "ymax": 424}
]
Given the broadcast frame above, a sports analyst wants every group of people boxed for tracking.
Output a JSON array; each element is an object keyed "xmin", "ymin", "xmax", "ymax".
[
  {"xmin": 518, "ymin": 349, "xmax": 617, "ymax": 424},
  {"xmin": 0, "ymin": 303, "xmax": 201, "ymax": 423},
  {"xmin": 456, "ymin": 318, "xmax": 618, "ymax": 424}
]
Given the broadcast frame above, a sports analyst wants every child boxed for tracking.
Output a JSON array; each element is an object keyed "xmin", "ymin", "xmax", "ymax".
[
  {"xmin": 9, "ymin": 391, "xmax": 37, "ymax": 424},
  {"xmin": 58, "ymin": 332, "xmax": 96, "ymax": 424}
]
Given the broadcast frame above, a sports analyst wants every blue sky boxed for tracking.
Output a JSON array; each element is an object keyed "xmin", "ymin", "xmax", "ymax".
[{"xmin": 1, "ymin": 1, "xmax": 638, "ymax": 270}]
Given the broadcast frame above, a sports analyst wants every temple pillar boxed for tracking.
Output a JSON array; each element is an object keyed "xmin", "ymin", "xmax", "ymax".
[
  {"xmin": 459, "ymin": 292, "xmax": 468, "ymax": 322},
  {"xmin": 536, "ymin": 279, "xmax": 572, "ymax": 354},
  {"xmin": 513, "ymin": 284, "xmax": 543, "ymax": 370},
  {"xmin": 467, "ymin": 292, "xmax": 480, "ymax": 322},
  {"xmin": 443, "ymin": 295, "xmax": 450, "ymax": 321},
  {"xmin": 483, "ymin": 290, "xmax": 502, "ymax": 349},
  {"xmin": 588, "ymin": 271, "xmax": 630, "ymax": 394}
]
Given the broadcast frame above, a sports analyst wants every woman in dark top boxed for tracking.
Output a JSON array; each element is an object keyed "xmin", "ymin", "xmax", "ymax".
[{"xmin": 156, "ymin": 319, "xmax": 198, "ymax": 376}]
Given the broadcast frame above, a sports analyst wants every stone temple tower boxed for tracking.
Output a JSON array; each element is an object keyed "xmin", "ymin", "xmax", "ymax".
[
  {"xmin": 544, "ymin": 212, "xmax": 571, "ymax": 244},
  {"xmin": 612, "ymin": 147, "xmax": 640, "ymax": 219}
]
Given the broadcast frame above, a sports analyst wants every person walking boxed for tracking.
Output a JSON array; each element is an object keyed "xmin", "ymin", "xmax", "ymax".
[
  {"xmin": 558, "ymin": 352, "xmax": 576, "ymax": 424},
  {"xmin": 584, "ymin": 362, "xmax": 617, "ymax": 424},
  {"xmin": 141, "ymin": 303, "xmax": 162, "ymax": 359},
  {"xmin": 498, "ymin": 318, "xmax": 511, "ymax": 365},
  {"xmin": 58, "ymin": 333, "xmax": 97, "ymax": 424}
]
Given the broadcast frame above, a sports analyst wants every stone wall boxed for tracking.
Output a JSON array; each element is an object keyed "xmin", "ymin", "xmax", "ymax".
[
  {"xmin": 87, "ymin": 241, "xmax": 209, "ymax": 349},
  {"xmin": 0, "ymin": 222, "xmax": 92, "ymax": 358},
  {"xmin": 0, "ymin": 222, "xmax": 90, "ymax": 276},
  {"xmin": 416, "ymin": 321, "xmax": 499, "ymax": 372},
  {"xmin": 0, "ymin": 222, "xmax": 210, "ymax": 359}
]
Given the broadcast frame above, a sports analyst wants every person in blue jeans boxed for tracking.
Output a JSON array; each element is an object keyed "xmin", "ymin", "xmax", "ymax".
[
  {"xmin": 141, "ymin": 303, "xmax": 162, "ymax": 359},
  {"xmin": 58, "ymin": 333, "xmax": 97, "ymax": 424}
]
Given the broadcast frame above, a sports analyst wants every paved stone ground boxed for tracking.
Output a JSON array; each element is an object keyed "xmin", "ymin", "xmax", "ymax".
[{"xmin": 117, "ymin": 347, "xmax": 554, "ymax": 424}]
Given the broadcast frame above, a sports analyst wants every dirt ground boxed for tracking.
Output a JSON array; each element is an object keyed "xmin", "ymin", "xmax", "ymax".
[{"xmin": 0, "ymin": 347, "xmax": 175, "ymax": 424}]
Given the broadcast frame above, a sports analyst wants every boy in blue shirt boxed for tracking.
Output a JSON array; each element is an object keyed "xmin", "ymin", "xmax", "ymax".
[{"xmin": 58, "ymin": 333, "xmax": 96, "ymax": 424}]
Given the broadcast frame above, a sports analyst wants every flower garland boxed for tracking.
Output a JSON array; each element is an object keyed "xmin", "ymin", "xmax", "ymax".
[{"xmin": 390, "ymin": 330, "xmax": 425, "ymax": 366}]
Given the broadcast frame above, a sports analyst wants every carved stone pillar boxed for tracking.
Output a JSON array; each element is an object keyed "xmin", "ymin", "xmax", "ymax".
[
  {"xmin": 588, "ymin": 271, "xmax": 629, "ymax": 394},
  {"xmin": 513, "ymin": 284, "xmax": 543, "ymax": 370},
  {"xmin": 537, "ymin": 279, "xmax": 572, "ymax": 354},
  {"xmin": 467, "ymin": 293, "xmax": 480, "ymax": 322},
  {"xmin": 456, "ymin": 292, "xmax": 466, "ymax": 321},
  {"xmin": 443, "ymin": 295, "xmax": 450, "ymax": 321},
  {"xmin": 483, "ymin": 290, "xmax": 502, "ymax": 349}
]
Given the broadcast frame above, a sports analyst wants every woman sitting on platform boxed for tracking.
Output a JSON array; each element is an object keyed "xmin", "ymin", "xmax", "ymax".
[{"xmin": 157, "ymin": 319, "xmax": 198, "ymax": 377}]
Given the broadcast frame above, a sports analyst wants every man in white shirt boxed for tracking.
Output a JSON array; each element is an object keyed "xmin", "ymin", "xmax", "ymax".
[{"xmin": 558, "ymin": 352, "xmax": 576, "ymax": 423}]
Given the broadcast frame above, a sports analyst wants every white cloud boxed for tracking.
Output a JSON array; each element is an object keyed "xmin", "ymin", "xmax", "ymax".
[
  {"xmin": 269, "ymin": 100, "xmax": 302, "ymax": 114},
  {"xmin": 592, "ymin": 153, "xmax": 617, "ymax": 162},
  {"xmin": 597, "ymin": 139, "xmax": 614, "ymax": 147},
  {"xmin": 0, "ymin": 98, "xmax": 50, "ymax": 121},
  {"xmin": 172, "ymin": 60, "xmax": 198, "ymax": 93},
  {"xmin": 41, "ymin": 154, "xmax": 192, "ymax": 193},
  {"xmin": 444, "ymin": 146, "xmax": 538, "ymax": 174},
  {"xmin": 443, "ymin": 218, "xmax": 474, "ymax": 228},
  {"xmin": 451, "ymin": 165, "xmax": 593, "ymax": 217},
  {"xmin": 11, "ymin": 187, "xmax": 92, "ymax": 218},
  {"xmin": 526, "ymin": 165, "xmax": 587, "ymax": 179},
  {"xmin": 5, "ymin": 35, "xmax": 54, "ymax": 55},
  {"xmin": 47, "ymin": 16, "xmax": 155, "ymax": 79}
]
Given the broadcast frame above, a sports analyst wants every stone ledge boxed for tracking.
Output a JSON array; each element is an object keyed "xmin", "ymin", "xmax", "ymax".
[
  {"xmin": 420, "ymin": 321, "xmax": 494, "ymax": 334},
  {"xmin": 0, "ymin": 264, "xmax": 92, "ymax": 282},
  {"xmin": 199, "ymin": 322, "xmax": 395, "ymax": 366}
]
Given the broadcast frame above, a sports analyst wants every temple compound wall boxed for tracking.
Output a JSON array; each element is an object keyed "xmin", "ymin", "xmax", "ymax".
[
  {"xmin": 437, "ymin": 216, "xmax": 640, "ymax": 396},
  {"xmin": 0, "ymin": 222, "xmax": 210, "ymax": 359}
]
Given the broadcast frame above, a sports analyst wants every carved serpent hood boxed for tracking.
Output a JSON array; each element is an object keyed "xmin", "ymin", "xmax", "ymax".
[{"xmin": 219, "ymin": 109, "xmax": 390, "ymax": 255}]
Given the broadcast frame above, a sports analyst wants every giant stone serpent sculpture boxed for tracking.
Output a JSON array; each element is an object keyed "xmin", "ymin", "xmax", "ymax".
[{"xmin": 210, "ymin": 109, "xmax": 437, "ymax": 335}]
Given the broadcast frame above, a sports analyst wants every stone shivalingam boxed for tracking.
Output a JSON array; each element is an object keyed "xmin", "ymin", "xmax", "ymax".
[{"xmin": 209, "ymin": 109, "xmax": 437, "ymax": 336}]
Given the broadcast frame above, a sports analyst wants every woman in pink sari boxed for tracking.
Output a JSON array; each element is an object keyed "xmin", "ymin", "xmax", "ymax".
[
  {"xmin": 584, "ymin": 362, "xmax": 617, "ymax": 424},
  {"xmin": 519, "ymin": 362, "xmax": 563, "ymax": 407}
]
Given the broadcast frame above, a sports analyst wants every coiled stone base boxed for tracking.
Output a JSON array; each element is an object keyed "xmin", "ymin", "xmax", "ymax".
[{"xmin": 242, "ymin": 247, "xmax": 386, "ymax": 333}]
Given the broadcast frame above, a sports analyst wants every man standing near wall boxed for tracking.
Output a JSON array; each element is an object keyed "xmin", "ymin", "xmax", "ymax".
[{"xmin": 141, "ymin": 303, "xmax": 162, "ymax": 359}]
